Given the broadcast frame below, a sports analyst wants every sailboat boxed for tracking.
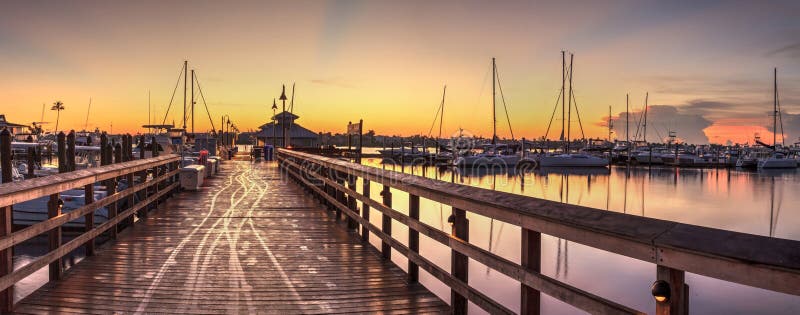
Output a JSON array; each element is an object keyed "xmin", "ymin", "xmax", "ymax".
[
  {"xmin": 758, "ymin": 68, "xmax": 797, "ymax": 169},
  {"xmin": 453, "ymin": 58, "xmax": 521, "ymax": 168},
  {"xmin": 539, "ymin": 52, "xmax": 608, "ymax": 168}
]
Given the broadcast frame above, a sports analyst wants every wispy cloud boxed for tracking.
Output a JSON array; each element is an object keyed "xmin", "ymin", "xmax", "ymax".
[{"xmin": 766, "ymin": 42, "xmax": 800, "ymax": 58}]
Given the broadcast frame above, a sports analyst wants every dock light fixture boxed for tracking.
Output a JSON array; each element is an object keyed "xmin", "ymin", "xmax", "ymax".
[{"xmin": 651, "ymin": 280, "xmax": 671, "ymax": 303}]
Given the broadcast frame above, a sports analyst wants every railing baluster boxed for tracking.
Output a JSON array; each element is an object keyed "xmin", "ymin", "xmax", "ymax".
[
  {"xmin": 361, "ymin": 179, "xmax": 370, "ymax": 242},
  {"xmin": 335, "ymin": 171, "xmax": 345, "ymax": 221},
  {"xmin": 521, "ymin": 228, "xmax": 541, "ymax": 315},
  {"xmin": 380, "ymin": 185, "xmax": 392, "ymax": 260},
  {"xmin": 107, "ymin": 143, "xmax": 118, "ymax": 239},
  {"xmin": 84, "ymin": 184, "xmax": 95, "ymax": 256},
  {"xmin": 656, "ymin": 265, "xmax": 688, "ymax": 315},
  {"xmin": 408, "ymin": 194, "xmax": 420, "ymax": 283},
  {"xmin": 451, "ymin": 207, "xmax": 469, "ymax": 314},
  {"xmin": 48, "ymin": 193, "xmax": 62, "ymax": 280}
]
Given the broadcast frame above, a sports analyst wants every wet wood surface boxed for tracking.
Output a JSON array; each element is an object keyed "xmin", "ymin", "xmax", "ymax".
[{"xmin": 13, "ymin": 161, "xmax": 447, "ymax": 314}]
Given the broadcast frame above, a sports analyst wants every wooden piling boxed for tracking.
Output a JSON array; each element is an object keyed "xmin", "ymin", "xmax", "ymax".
[
  {"xmin": 47, "ymin": 193, "xmax": 62, "ymax": 280},
  {"xmin": 57, "ymin": 132, "xmax": 66, "ymax": 173},
  {"xmin": 84, "ymin": 183, "xmax": 95, "ymax": 256},
  {"xmin": 656, "ymin": 266, "xmax": 688, "ymax": 315},
  {"xmin": 67, "ymin": 130, "xmax": 76, "ymax": 171}
]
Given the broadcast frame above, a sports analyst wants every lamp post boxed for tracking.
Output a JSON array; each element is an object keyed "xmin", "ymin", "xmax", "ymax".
[
  {"xmin": 220, "ymin": 114, "xmax": 230, "ymax": 152},
  {"xmin": 271, "ymin": 98, "xmax": 277, "ymax": 149},
  {"xmin": 279, "ymin": 85, "xmax": 288, "ymax": 147}
]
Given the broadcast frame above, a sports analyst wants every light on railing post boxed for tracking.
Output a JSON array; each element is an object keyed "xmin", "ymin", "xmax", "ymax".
[{"xmin": 651, "ymin": 280, "xmax": 671, "ymax": 303}]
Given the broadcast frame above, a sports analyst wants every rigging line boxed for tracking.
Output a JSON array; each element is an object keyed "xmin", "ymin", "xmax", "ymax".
[
  {"xmin": 193, "ymin": 71, "xmax": 217, "ymax": 133},
  {"xmin": 495, "ymin": 66, "xmax": 515, "ymax": 140},
  {"xmin": 475, "ymin": 60, "xmax": 492, "ymax": 126},
  {"xmin": 161, "ymin": 63, "xmax": 186, "ymax": 125},
  {"xmin": 570, "ymin": 88, "xmax": 586, "ymax": 140},
  {"xmin": 544, "ymin": 89, "xmax": 563, "ymax": 140},
  {"xmin": 426, "ymin": 94, "xmax": 444, "ymax": 138},
  {"xmin": 777, "ymin": 87, "xmax": 785, "ymax": 146}
]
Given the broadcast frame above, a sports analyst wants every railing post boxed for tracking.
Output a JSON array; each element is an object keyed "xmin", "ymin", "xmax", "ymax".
[
  {"xmin": 451, "ymin": 207, "xmax": 469, "ymax": 314},
  {"xmin": 656, "ymin": 265, "xmax": 689, "ymax": 315},
  {"xmin": 346, "ymin": 174, "xmax": 358, "ymax": 231},
  {"xmin": 47, "ymin": 193, "xmax": 62, "ymax": 280},
  {"xmin": 361, "ymin": 179, "xmax": 370, "ymax": 243},
  {"xmin": 151, "ymin": 136, "xmax": 159, "ymax": 211},
  {"xmin": 27, "ymin": 147, "xmax": 35, "ymax": 178},
  {"xmin": 380, "ymin": 185, "xmax": 392, "ymax": 260},
  {"xmin": 408, "ymin": 194, "xmax": 420, "ymax": 283},
  {"xmin": 335, "ymin": 171, "xmax": 345, "ymax": 221},
  {"xmin": 0, "ymin": 129, "xmax": 14, "ymax": 312},
  {"xmin": 84, "ymin": 183, "xmax": 96, "ymax": 256},
  {"xmin": 521, "ymin": 228, "xmax": 541, "ymax": 315},
  {"xmin": 107, "ymin": 142, "xmax": 117, "ymax": 239},
  {"xmin": 139, "ymin": 135, "xmax": 145, "ymax": 159}
]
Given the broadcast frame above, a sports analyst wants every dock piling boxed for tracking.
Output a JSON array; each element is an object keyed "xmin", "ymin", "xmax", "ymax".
[{"xmin": 0, "ymin": 129, "xmax": 13, "ymax": 313}]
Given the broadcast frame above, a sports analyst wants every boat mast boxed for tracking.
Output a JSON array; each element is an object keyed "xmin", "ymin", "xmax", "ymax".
[
  {"xmin": 773, "ymin": 67, "xmax": 777, "ymax": 152},
  {"xmin": 183, "ymin": 60, "xmax": 188, "ymax": 130},
  {"xmin": 643, "ymin": 92, "xmax": 648, "ymax": 144},
  {"xmin": 492, "ymin": 57, "xmax": 497, "ymax": 145},
  {"xmin": 191, "ymin": 69, "xmax": 195, "ymax": 134},
  {"xmin": 608, "ymin": 106, "xmax": 612, "ymax": 142},
  {"xmin": 439, "ymin": 85, "xmax": 446, "ymax": 141},
  {"xmin": 626, "ymin": 93, "xmax": 629, "ymax": 145},
  {"xmin": 561, "ymin": 51, "xmax": 566, "ymax": 144},
  {"xmin": 567, "ymin": 53, "xmax": 574, "ymax": 152},
  {"xmin": 85, "ymin": 97, "xmax": 92, "ymax": 131}
]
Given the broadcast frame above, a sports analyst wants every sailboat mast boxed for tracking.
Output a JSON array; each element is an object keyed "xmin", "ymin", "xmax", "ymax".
[
  {"xmin": 561, "ymin": 51, "xmax": 566, "ymax": 143},
  {"xmin": 183, "ymin": 60, "xmax": 187, "ymax": 130},
  {"xmin": 773, "ymin": 67, "xmax": 777, "ymax": 150},
  {"xmin": 567, "ymin": 53, "xmax": 574, "ymax": 152},
  {"xmin": 643, "ymin": 92, "xmax": 648, "ymax": 144},
  {"xmin": 148, "ymin": 90, "xmax": 151, "ymax": 135},
  {"xmin": 626, "ymin": 93, "xmax": 629, "ymax": 145},
  {"xmin": 608, "ymin": 106, "xmax": 612, "ymax": 142},
  {"xmin": 439, "ymin": 85, "xmax": 446, "ymax": 140},
  {"xmin": 191, "ymin": 69, "xmax": 195, "ymax": 134},
  {"xmin": 85, "ymin": 97, "xmax": 92, "ymax": 131},
  {"xmin": 492, "ymin": 57, "xmax": 497, "ymax": 145}
]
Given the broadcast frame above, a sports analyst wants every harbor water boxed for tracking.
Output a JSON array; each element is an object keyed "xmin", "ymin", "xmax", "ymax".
[{"xmin": 356, "ymin": 155, "xmax": 800, "ymax": 314}]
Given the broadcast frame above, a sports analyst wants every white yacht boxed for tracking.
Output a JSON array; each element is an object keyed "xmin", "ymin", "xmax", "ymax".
[
  {"xmin": 454, "ymin": 144, "xmax": 520, "ymax": 168},
  {"xmin": 538, "ymin": 153, "xmax": 608, "ymax": 167},
  {"xmin": 758, "ymin": 152, "xmax": 797, "ymax": 169}
]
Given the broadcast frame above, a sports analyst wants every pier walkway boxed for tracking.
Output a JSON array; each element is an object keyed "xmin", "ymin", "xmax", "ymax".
[{"xmin": 13, "ymin": 161, "xmax": 447, "ymax": 314}]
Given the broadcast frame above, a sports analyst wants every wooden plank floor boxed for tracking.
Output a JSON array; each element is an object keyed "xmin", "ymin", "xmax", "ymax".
[{"xmin": 14, "ymin": 161, "xmax": 448, "ymax": 314}]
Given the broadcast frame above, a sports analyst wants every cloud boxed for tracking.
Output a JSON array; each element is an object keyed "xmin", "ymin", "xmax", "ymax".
[
  {"xmin": 310, "ymin": 77, "xmax": 355, "ymax": 88},
  {"xmin": 606, "ymin": 104, "xmax": 713, "ymax": 144},
  {"xmin": 766, "ymin": 42, "xmax": 800, "ymax": 59}
]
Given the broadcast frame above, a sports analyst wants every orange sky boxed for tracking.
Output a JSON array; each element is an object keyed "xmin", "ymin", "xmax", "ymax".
[{"xmin": 1, "ymin": 1, "xmax": 799, "ymax": 144}]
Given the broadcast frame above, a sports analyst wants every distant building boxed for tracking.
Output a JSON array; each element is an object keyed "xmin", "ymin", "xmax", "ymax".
[
  {"xmin": 0, "ymin": 115, "xmax": 31, "ymax": 135},
  {"xmin": 256, "ymin": 111, "xmax": 319, "ymax": 148}
]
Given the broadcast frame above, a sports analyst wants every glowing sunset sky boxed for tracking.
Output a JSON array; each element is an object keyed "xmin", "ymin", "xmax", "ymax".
[{"xmin": 1, "ymin": 0, "xmax": 799, "ymax": 144}]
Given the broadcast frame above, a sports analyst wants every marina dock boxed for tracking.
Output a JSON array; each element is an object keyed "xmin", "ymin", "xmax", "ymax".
[{"xmin": 0, "ymin": 148, "xmax": 798, "ymax": 314}]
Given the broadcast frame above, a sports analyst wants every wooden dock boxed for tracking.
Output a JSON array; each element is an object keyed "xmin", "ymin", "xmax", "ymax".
[{"xmin": 11, "ymin": 161, "xmax": 447, "ymax": 314}]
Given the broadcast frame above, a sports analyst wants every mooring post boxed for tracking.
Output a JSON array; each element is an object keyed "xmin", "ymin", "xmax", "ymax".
[
  {"xmin": 346, "ymin": 174, "xmax": 358, "ymax": 231},
  {"xmin": 67, "ymin": 130, "xmax": 76, "ymax": 171},
  {"xmin": 656, "ymin": 265, "xmax": 689, "ymax": 315},
  {"xmin": 521, "ymin": 228, "xmax": 542, "ymax": 315},
  {"xmin": 0, "ymin": 129, "xmax": 14, "ymax": 312},
  {"xmin": 139, "ymin": 135, "xmax": 145, "ymax": 159},
  {"xmin": 100, "ymin": 133, "xmax": 108, "ymax": 166},
  {"xmin": 451, "ymin": 207, "xmax": 469, "ymax": 314},
  {"xmin": 361, "ymin": 179, "xmax": 370, "ymax": 242},
  {"xmin": 47, "ymin": 193, "xmax": 63, "ymax": 281},
  {"xmin": 408, "ymin": 194, "xmax": 420, "ymax": 283},
  {"xmin": 57, "ymin": 132, "xmax": 66, "ymax": 173},
  {"xmin": 380, "ymin": 185, "xmax": 392, "ymax": 260}
]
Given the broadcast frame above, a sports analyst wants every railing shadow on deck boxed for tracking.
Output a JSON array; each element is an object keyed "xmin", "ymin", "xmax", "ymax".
[
  {"xmin": 277, "ymin": 148, "xmax": 800, "ymax": 315},
  {"xmin": 0, "ymin": 154, "xmax": 181, "ymax": 312}
]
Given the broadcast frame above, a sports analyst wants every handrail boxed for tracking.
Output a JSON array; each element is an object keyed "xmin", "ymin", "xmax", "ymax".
[
  {"xmin": 277, "ymin": 148, "xmax": 800, "ymax": 314},
  {"xmin": 0, "ymin": 154, "xmax": 181, "ymax": 312}
]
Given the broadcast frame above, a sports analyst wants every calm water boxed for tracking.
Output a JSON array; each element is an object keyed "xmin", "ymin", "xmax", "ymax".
[{"xmin": 355, "ymin": 156, "xmax": 800, "ymax": 314}]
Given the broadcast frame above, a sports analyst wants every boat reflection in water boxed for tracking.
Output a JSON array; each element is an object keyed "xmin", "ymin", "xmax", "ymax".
[{"xmin": 363, "ymin": 157, "xmax": 799, "ymax": 314}]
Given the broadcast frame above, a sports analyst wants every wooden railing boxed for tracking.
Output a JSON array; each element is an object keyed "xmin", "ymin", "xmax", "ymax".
[
  {"xmin": 0, "ymin": 154, "xmax": 181, "ymax": 312},
  {"xmin": 277, "ymin": 149, "xmax": 800, "ymax": 315}
]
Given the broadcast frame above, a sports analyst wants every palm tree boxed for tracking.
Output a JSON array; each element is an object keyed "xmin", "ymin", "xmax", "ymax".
[{"xmin": 51, "ymin": 101, "xmax": 65, "ymax": 133}]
